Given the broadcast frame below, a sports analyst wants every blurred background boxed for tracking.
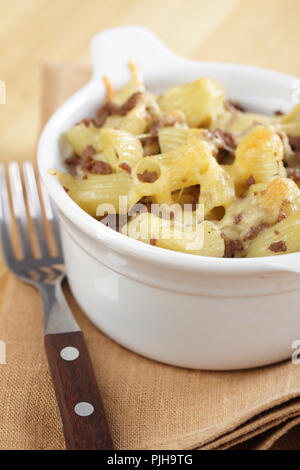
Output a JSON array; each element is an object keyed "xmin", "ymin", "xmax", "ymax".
[{"xmin": 1, "ymin": 0, "xmax": 300, "ymax": 164}]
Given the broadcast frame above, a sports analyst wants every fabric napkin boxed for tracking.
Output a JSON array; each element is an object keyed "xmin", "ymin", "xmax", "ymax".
[{"xmin": 1, "ymin": 64, "xmax": 300, "ymax": 450}]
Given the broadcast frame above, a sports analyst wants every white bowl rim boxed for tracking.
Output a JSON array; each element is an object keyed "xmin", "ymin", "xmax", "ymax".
[{"xmin": 38, "ymin": 26, "xmax": 300, "ymax": 276}]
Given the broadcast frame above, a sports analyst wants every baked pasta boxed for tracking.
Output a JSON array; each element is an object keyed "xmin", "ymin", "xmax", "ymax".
[{"xmin": 53, "ymin": 63, "xmax": 300, "ymax": 257}]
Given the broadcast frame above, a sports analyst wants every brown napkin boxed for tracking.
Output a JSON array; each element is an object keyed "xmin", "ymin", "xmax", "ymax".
[{"xmin": 1, "ymin": 64, "xmax": 300, "ymax": 450}]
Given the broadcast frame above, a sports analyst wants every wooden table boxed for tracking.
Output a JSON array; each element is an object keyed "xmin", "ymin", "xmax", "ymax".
[{"xmin": 0, "ymin": 0, "xmax": 300, "ymax": 302}]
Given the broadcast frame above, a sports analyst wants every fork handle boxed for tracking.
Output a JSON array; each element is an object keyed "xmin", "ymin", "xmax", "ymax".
[{"xmin": 45, "ymin": 331, "xmax": 114, "ymax": 450}]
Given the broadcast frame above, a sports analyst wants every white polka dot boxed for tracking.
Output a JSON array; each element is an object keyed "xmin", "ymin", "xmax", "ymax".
[
  {"xmin": 60, "ymin": 346, "xmax": 79, "ymax": 361},
  {"xmin": 74, "ymin": 402, "xmax": 94, "ymax": 417}
]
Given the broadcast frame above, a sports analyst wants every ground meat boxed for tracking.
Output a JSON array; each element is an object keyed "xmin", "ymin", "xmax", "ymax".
[
  {"xmin": 246, "ymin": 175, "xmax": 256, "ymax": 187},
  {"xmin": 242, "ymin": 223, "xmax": 269, "ymax": 241},
  {"xmin": 212, "ymin": 129, "xmax": 236, "ymax": 164},
  {"xmin": 189, "ymin": 185, "xmax": 200, "ymax": 210},
  {"xmin": 150, "ymin": 238, "xmax": 157, "ymax": 246},
  {"xmin": 274, "ymin": 230, "xmax": 280, "ymax": 235},
  {"xmin": 151, "ymin": 116, "xmax": 176, "ymax": 134},
  {"xmin": 140, "ymin": 134, "xmax": 159, "ymax": 147},
  {"xmin": 92, "ymin": 161, "xmax": 113, "ymax": 174},
  {"xmin": 94, "ymin": 106, "xmax": 111, "ymax": 128},
  {"xmin": 140, "ymin": 115, "xmax": 177, "ymax": 148},
  {"xmin": 137, "ymin": 170, "xmax": 159, "ymax": 183},
  {"xmin": 287, "ymin": 136, "xmax": 300, "ymax": 163},
  {"xmin": 80, "ymin": 117, "xmax": 93, "ymax": 127},
  {"xmin": 134, "ymin": 196, "xmax": 152, "ymax": 213},
  {"xmin": 287, "ymin": 168, "xmax": 300, "ymax": 184},
  {"xmin": 65, "ymin": 155, "xmax": 81, "ymax": 174},
  {"xmin": 274, "ymin": 110, "xmax": 284, "ymax": 116},
  {"xmin": 148, "ymin": 118, "xmax": 165, "ymax": 136},
  {"xmin": 81, "ymin": 154, "xmax": 112, "ymax": 175},
  {"xmin": 277, "ymin": 212, "xmax": 287, "ymax": 223},
  {"xmin": 119, "ymin": 162, "xmax": 131, "ymax": 174},
  {"xmin": 118, "ymin": 92, "xmax": 142, "ymax": 115},
  {"xmin": 288, "ymin": 136, "xmax": 300, "ymax": 163},
  {"xmin": 225, "ymin": 101, "xmax": 246, "ymax": 113},
  {"xmin": 217, "ymin": 149, "xmax": 234, "ymax": 165},
  {"xmin": 94, "ymin": 92, "xmax": 142, "ymax": 127},
  {"xmin": 81, "ymin": 155, "xmax": 93, "ymax": 172},
  {"xmin": 214, "ymin": 129, "xmax": 236, "ymax": 150},
  {"xmin": 82, "ymin": 145, "xmax": 96, "ymax": 159},
  {"xmin": 268, "ymin": 240, "xmax": 287, "ymax": 253},
  {"xmin": 234, "ymin": 213, "xmax": 243, "ymax": 224},
  {"xmin": 224, "ymin": 239, "xmax": 244, "ymax": 258}
]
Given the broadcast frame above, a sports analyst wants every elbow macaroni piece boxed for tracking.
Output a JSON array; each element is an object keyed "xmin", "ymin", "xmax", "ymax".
[
  {"xmin": 160, "ymin": 77, "xmax": 226, "ymax": 127},
  {"xmin": 123, "ymin": 212, "xmax": 225, "ymax": 257},
  {"xmin": 53, "ymin": 170, "xmax": 131, "ymax": 216},
  {"xmin": 100, "ymin": 128, "xmax": 144, "ymax": 168}
]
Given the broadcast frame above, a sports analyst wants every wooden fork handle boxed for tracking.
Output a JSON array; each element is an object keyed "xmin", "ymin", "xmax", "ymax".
[{"xmin": 45, "ymin": 331, "xmax": 114, "ymax": 450}]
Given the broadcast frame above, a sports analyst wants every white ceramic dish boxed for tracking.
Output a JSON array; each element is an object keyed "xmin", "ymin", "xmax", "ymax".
[{"xmin": 38, "ymin": 26, "xmax": 300, "ymax": 370}]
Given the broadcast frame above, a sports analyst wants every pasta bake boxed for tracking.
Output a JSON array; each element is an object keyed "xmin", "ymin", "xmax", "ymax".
[{"xmin": 53, "ymin": 64, "xmax": 300, "ymax": 258}]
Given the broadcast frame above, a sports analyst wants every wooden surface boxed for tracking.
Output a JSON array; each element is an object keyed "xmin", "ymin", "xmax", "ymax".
[{"xmin": 0, "ymin": 0, "xmax": 300, "ymax": 301}]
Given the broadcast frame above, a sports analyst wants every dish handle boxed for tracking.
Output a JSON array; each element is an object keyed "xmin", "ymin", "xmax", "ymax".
[{"xmin": 90, "ymin": 26, "xmax": 181, "ymax": 81}]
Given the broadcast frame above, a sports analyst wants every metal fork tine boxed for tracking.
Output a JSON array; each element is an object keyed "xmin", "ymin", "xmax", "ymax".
[
  {"xmin": 23, "ymin": 162, "xmax": 48, "ymax": 257},
  {"xmin": 8, "ymin": 162, "xmax": 32, "ymax": 258},
  {"xmin": 0, "ymin": 164, "xmax": 15, "ymax": 264},
  {"xmin": 40, "ymin": 181, "xmax": 62, "ymax": 256}
]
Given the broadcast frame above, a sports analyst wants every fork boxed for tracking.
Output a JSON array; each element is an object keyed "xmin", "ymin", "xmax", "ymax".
[{"xmin": 0, "ymin": 161, "xmax": 114, "ymax": 450}]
